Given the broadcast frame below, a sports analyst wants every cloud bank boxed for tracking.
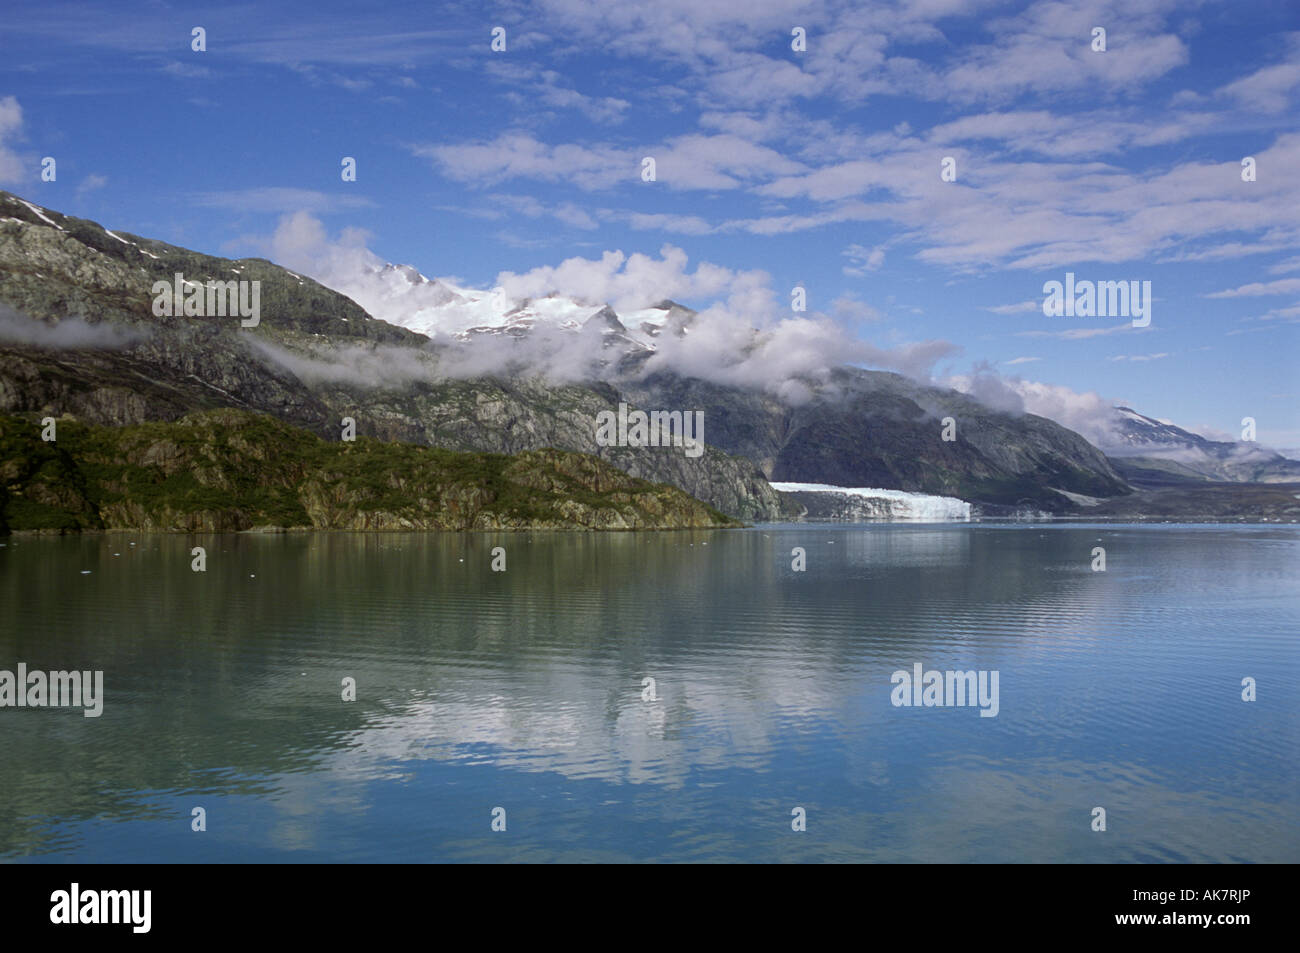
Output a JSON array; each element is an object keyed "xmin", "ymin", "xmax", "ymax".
[
  {"xmin": 0, "ymin": 304, "xmax": 144, "ymax": 350},
  {"xmin": 247, "ymin": 212, "xmax": 961, "ymax": 395}
]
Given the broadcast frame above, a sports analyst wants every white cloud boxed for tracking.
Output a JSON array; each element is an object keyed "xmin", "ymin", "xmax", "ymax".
[
  {"xmin": 495, "ymin": 244, "xmax": 752, "ymax": 313},
  {"xmin": 490, "ymin": 63, "xmax": 631, "ymax": 124},
  {"xmin": 842, "ymin": 242, "xmax": 885, "ymax": 276},
  {"xmin": 1016, "ymin": 322, "xmax": 1146, "ymax": 340},
  {"xmin": 946, "ymin": 368, "xmax": 1126, "ymax": 448},
  {"xmin": 618, "ymin": 210, "xmax": 716, "ymax": 234},
  {"xmin": 417, "ymin": 131, "xmax": 804, "ymax": 192},
  {"xmin": 162, "ymin": 60, "xmax": 211, "ymax": 79},
  {"xmin": 1207, "ymin": 278, "xmax": 1300, "ymax": 298},
  {"xmin": 1216, "ymin": 36, "xmax": 1300, "ymax": 113},
  {"xmin": 0, "ymin": 303, "xmax": 144, "ymax": 349},
  {"xmin": 940, "ymin": 1, "xmax": 1190, "ymax": 104},
  {"xmin": 237, "ymin": 213, "xmax": 959, "ymax": 396},
  {"xmin": 526, "ymin": 0, "xmax": 1190, "ymax": 110},
  {"xmin": 487, "ymin": 193, "xmax": 599, "ymax": 230},
  {"xmin": 832, "ymin": 293, "xmax": 883, "ymax": 323},
  {"xmin": 724, "ymin": 131, "xmax": 1300, "ymax": 271},
  {"xmin": 985, "ymin": 300, "xmax": 1041, "ymax": 315},
  {"xmin": 416, "ymin": 133, "xmax": 631, "ymax": 190},
  {"xmin": 243, "ymin": 212, "xmax": 463, "ymax": 334},
  {"xmin": 0, "ymin": 96, "xmax": 26, "ymax": 186}
]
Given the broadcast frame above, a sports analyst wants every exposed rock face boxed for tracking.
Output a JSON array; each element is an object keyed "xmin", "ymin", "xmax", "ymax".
[
  {"xmin": 0, "ymin": 409, "xmax": 741, "ymax": 534},
  {"xmin": 618, "ymin": 365, "xmax": 1130, "ymax": 511},
  {"xmin": 1105, "ymin": 406, "xmax": 1300, "ymax": 484},
  {"xmin": 303, "ymin": 375, "xmax": 785, "ymax": 520},
  {"xmin": 0, "ymin": 190, "xmax": 1138, "ymax": 518},
  {"xmin": 0, "ymin": 191, "xmax": 783, "ymax": 520}
]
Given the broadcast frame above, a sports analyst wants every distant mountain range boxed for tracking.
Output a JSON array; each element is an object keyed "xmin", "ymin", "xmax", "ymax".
[
  {"xmin": 300, "ymin": 250, "xmax": 1300, "ymax": 490},
  {"xmin": 1104, "ymin": 406, "xmax": 1300, "ymax": 485},
  {"xmin": 2, "ymin": 190, "xmax": 1297, "ymax": 525}
]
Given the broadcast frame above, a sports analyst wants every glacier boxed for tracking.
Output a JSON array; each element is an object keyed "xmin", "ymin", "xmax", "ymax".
[{"xmin": 771, "ymin": 482, "xmax": 972, "ymax": 522}]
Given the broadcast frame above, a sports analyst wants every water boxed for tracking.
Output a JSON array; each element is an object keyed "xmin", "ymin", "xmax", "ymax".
[{"xmin": 0, "ymin": 524, "xmax": 1296, "ymax": 863}]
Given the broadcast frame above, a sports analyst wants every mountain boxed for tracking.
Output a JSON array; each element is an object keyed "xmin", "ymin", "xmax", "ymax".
[
  {"xmin": 14, "ymin": 189, "xmax": 1286, "ymax": 522},
  {"xmin": 328, "ymin": 257, "xmax": 690, "ymax": 351},
  {"xmin": 334, "ymin": 255, "xmax": 1135, "ymax": 511},
  {"xmin": 0, "ymin": 191, "xmax": 781, "ymax": 520},
  {"xmin": 617, "ymin": 363, "xmax": 1129, "ymax": 511},
  {"xmin": 0, "ymin": 409, "xmax": 739, "ymax": 533},
  {"xmin": 1105, "ymin": 406, "xmax": 1300, "ymax": 485}
]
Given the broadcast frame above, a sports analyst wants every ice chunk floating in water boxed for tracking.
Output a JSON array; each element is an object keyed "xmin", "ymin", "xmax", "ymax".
[{"xmin": 771, "ymin": 482, "xmax": 972, "ymax": 522}]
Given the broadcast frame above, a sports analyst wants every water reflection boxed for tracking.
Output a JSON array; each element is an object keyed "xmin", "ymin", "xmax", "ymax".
[{"xmin": 0, "ymin": 525, "xmax": 1296, "ymax": 862}]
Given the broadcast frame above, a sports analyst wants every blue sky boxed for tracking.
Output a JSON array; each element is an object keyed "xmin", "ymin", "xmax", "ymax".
[{"xmin": 1, "ymin": 0, "xmax": 1298, "ymax": 448}]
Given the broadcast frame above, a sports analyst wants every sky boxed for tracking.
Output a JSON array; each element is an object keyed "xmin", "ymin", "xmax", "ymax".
[{"xmin": 1, "ymin": 0, "xmax": 1298, "ymax": 449}]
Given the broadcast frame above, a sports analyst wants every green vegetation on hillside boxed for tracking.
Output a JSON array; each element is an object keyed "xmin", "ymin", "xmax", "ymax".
[{"xmin": 0, "ymin": 409, "xmax": 740, "ymax": 533}]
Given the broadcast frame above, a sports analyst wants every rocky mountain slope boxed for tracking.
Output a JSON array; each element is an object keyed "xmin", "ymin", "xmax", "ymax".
[
  {"xmin": 0, "ymin": 191, "xmax": 780, "ymax": 519},
  {"xmin": 1104, "ymin": 406, "xmax": 1300, "ymax": 485},
  {"xmin": 0, "ymin": 409, "xmax": 739, "ymax": 533},
  {"xmin": 329, "ymin": 257, "xmax": 1135, "ymax": 510},
  {"xmin": 0, "ymin": 189, "xmax": 1202, "ymax": 518},
  {"xmin": 617, "ymin": 363, "xmax": 1129, "ymax": 511}
]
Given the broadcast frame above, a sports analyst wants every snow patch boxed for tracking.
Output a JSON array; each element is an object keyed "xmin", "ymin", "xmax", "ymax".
[
  {"xmin": 17, "ymin": 200, "xmax": 63, "ymax": 230},
  {"xmin": 1052, "ymin": 488, "xmax": 1103, "ymax": 506}
]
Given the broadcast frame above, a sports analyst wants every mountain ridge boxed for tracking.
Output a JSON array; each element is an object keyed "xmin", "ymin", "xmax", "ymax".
[
  {"xmin": 1104, "ymin": 405, "xmax": 1300, "ymax": 484},
  {"xmin": 5, "ymin": 189, "xmax": 1288, "ymax": 521}
]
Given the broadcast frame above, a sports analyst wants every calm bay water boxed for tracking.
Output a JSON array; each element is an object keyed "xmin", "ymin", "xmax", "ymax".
[{"xmin": 1, "ymin": 524, "xmax": 1296, "ymax": 863}]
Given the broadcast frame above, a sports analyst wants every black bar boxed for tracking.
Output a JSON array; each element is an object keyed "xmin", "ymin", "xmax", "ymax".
[{"xmin": 0, "ymin": 863, "xmax": 1285, "ymax": 940}]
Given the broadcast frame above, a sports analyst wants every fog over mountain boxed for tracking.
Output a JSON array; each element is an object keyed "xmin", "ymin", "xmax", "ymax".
[
  {"xmin": 253, "ymin": 210, "xmax": 961, "ymax": 394},
  {"xmin": 0, "ymin": 302, "xmax": 143, "ymax": 349},
  {"xmin": 945, "ymin": 364, "xmax": 1300, "ymax": 477},
  {"xmin": 3, "ymin": 189, "xmax": 1296, "ymax": 522},
  {"xmin": 255, "ymin": 208, "xmax": 1300, "ymax": 481}
]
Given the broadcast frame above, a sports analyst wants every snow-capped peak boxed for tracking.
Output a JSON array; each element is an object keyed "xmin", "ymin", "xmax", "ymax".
[
  {"xmin": 1116, "ymin": 406, "xmax": 1157, "ymax": 425},
  {"xmin": 348, "ymin": 260, "xmax": 689, "ymax": 350}
]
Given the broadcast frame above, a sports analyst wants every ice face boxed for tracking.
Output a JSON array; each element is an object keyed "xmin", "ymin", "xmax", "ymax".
[{"xmin": 770, "ymin": 482, "xmax": 972, "ymax": 522}]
